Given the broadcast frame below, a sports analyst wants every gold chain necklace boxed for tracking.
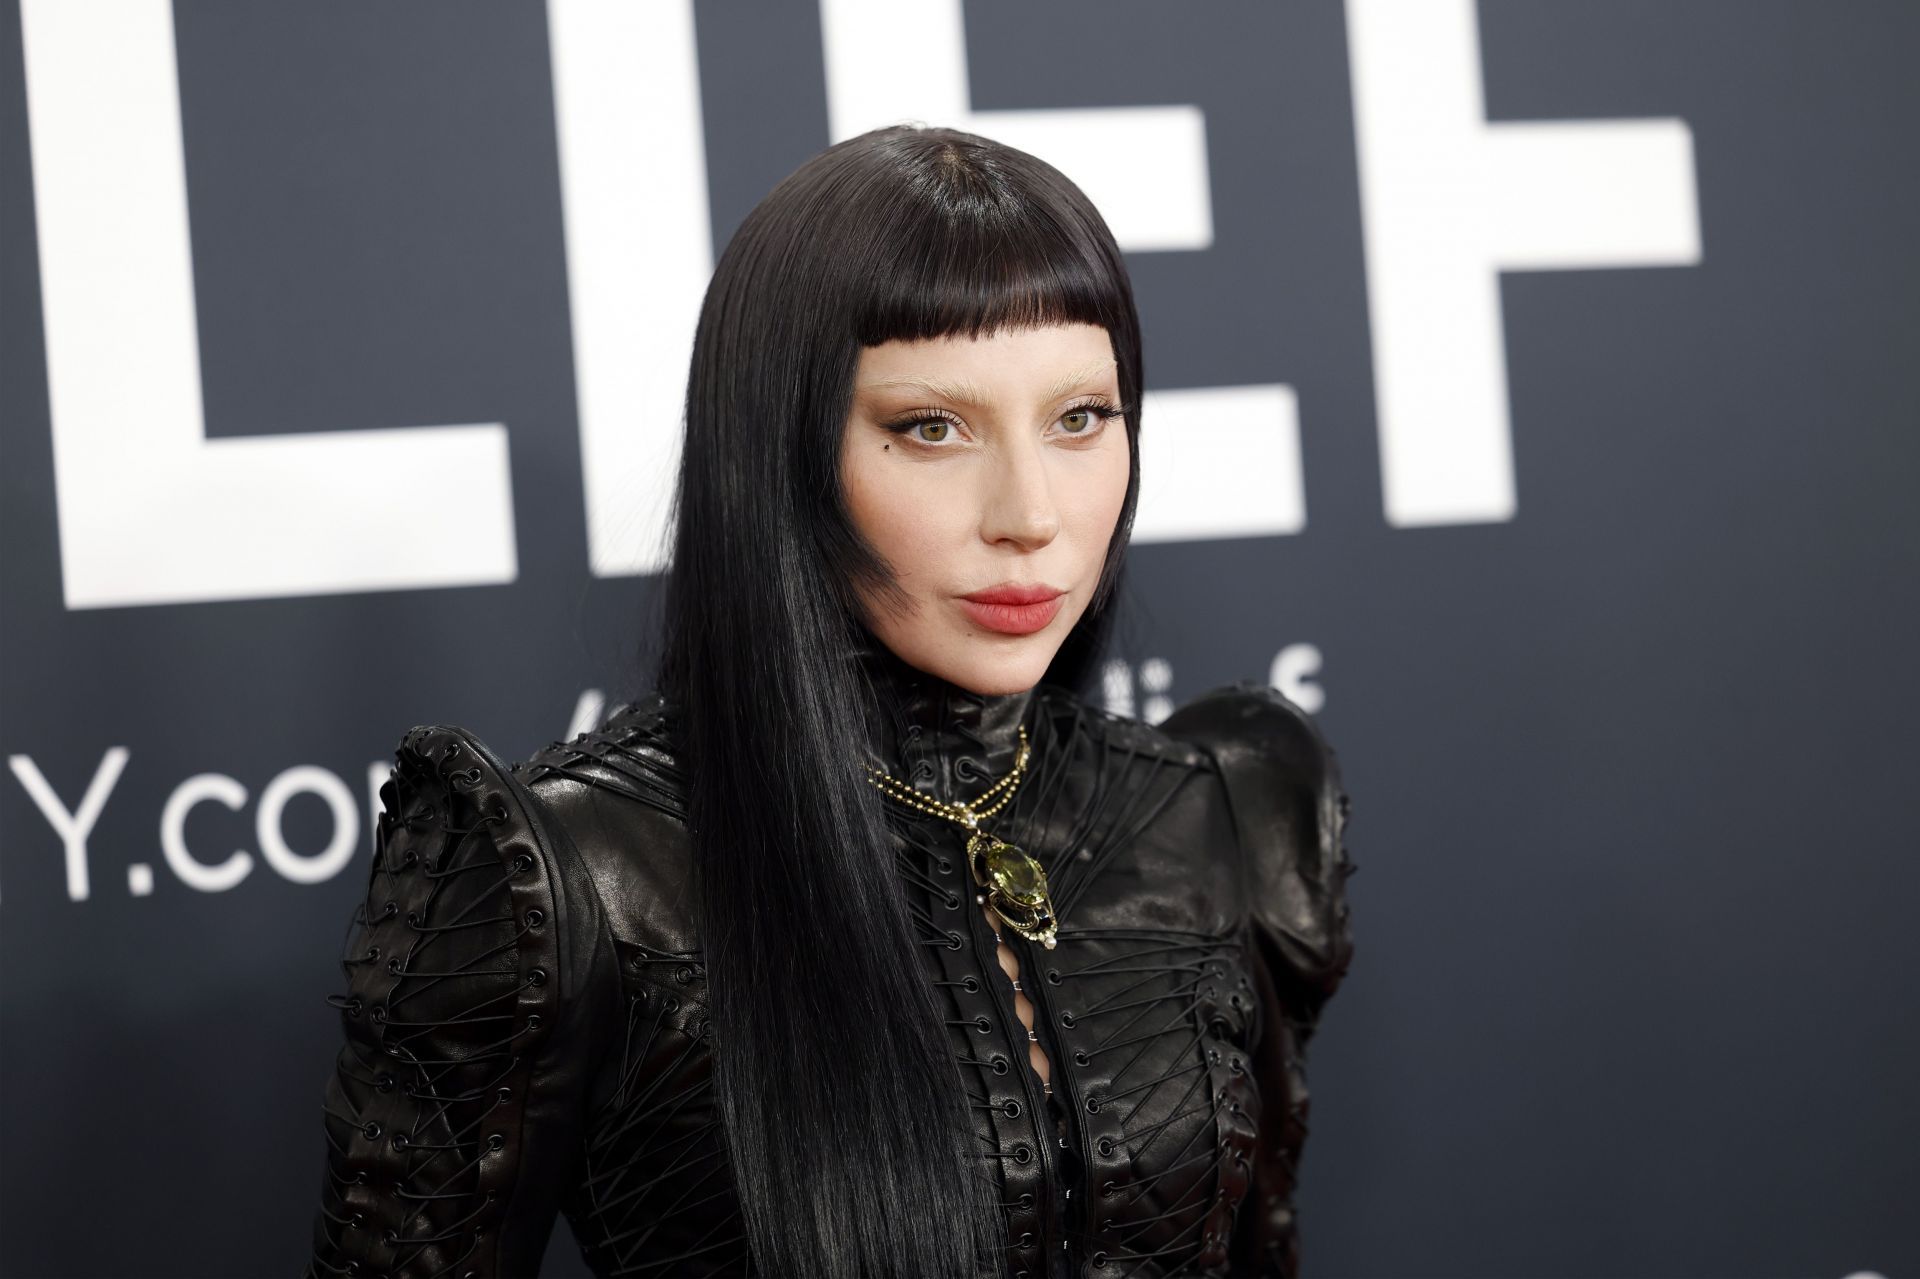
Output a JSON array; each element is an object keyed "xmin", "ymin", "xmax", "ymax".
[{"xmin": 865, "ymin": 725, "xmax": 1059, "ymax": 950}]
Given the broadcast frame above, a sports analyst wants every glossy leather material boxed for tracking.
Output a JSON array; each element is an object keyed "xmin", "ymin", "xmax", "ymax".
[{"xmin": 303, "ymin": 645, "xmax": 1357, "ymax": 1278}]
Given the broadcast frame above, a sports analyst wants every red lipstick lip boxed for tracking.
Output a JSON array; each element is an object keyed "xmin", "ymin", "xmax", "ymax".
[
  {"xmin": 957, "ymin": 583, "xmax": 1067, "ymax": 635},
  {"xmin": 961, "ymin": 582, "xmax": 1065, "ymax": 606}
]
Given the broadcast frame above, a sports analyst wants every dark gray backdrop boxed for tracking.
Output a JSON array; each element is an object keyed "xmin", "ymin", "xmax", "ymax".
[{"xmin": 3, "ymin": 2, "xmax": 1915, "ymax": 1276}]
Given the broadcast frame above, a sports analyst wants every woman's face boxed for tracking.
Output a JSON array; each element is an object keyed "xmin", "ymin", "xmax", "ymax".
[{"xmin": 841, "ymin": 322, "xmax": 1132, "ymax": 696}]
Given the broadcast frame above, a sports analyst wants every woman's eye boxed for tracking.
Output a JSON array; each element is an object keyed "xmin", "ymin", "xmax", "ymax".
[
  {"xmin": 1056, "ymin": 402, "xmax": 1118, "ymax": 437},
  {"xmin": 882, "ymin": 411, "xmax": 962, "ymax": 445}
]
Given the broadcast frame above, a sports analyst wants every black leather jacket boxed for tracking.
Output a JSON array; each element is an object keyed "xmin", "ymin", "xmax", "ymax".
[{"xmin": 303, "ymin": 644, "xmax": 1357, "ymax": 1278}]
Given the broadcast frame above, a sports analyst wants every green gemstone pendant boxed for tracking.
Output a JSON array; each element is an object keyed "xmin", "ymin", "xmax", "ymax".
[{"xmin": 967, "ymin": 830, "xmax": 1058, "ymax": 949}]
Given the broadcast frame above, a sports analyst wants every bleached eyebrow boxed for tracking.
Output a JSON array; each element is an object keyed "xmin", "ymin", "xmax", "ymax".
[{"xmin": 858, "ymin": 358, "xmax": 1117, "ymax": 411}]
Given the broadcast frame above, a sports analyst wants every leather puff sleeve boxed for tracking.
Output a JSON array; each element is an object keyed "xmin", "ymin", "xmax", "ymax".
[
  {"xmin": 305, "ymin": 725, "xmax": 614, "ymax": 1278},
  {"xmin": 1160, "ymin": 681, "xmax": 1358, "ymax": 1278}
]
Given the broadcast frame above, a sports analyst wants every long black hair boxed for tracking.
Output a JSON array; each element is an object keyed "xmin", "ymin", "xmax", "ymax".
[{"xmin": 654, "ymin": 123, "xmax": 1144, "ymax": 1278}]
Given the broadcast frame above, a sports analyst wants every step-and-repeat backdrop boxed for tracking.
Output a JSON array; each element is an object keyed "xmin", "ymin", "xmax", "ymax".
[{"xmin": 4, "ymin": 2, "xmax": 1914, "ymax": 1274}]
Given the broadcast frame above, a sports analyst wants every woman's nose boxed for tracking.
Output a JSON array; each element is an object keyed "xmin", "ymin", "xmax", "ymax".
[{"xmin": 979, "ymin": 438, "xmax": 1061, "ymax": 550}]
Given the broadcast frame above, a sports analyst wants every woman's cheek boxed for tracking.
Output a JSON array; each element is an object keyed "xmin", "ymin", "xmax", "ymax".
[
  {"xmin": 875, "ymin": 484, "xmax": 956, "ymax": 580},
  {"xmin": 1063, "ymin": 454, "xmax": 1129, "ymax": 544}
]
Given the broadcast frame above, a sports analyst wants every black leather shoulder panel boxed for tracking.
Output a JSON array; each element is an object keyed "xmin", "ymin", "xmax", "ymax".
[
  {"xmin": 515, "ymin": 695, "xmax": 703, "ymax": 958},
  {"xmin": 1158, "ymin": 683, "xmax": 1359, "ymax": 1276},
  {"xmin": 306, "ymin": 723, "xmax": 614, "ymax": 1277},
  {"xmin": 1157, "ymin": 681, "xmax": 1358, "ymax": 1002}
]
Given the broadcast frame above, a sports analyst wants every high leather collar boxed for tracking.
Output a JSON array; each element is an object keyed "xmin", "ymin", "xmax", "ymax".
[{"xmin": 849, "ymin": 634, "xmax": 1038, "ymax": 807}]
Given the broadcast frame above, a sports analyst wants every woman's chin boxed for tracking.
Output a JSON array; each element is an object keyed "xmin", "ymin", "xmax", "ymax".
[{"xmin": 925, "ymin": 634, "xmax": 1061, "ymax": 697}]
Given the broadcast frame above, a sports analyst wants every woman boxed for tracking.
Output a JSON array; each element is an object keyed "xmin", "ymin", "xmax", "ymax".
[{"xmin": 304, "ymin": 124, "xmax": 1357, "ymax": 1279}]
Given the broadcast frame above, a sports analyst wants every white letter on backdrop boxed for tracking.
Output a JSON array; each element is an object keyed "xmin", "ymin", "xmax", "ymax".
[
  {"xmin": 19, "ymin": 0, "xmax": 516, "ymax": 608},
  {"xmin": 548, "ymin": 0, "xmax": 715, "ymax": 577},
  {"xmin": 1346, "ymin": 0, "xmax": 1700, "ymax": 527}
]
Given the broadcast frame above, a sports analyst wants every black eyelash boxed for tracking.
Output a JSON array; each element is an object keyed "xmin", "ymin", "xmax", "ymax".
[
  {"xmin": 1062, "ymin": 395, "xmax": 1130, "ymax": 428},
  {"xmin": 880, "ymin": 395, "xmax": 1131, "ymax": 438}
]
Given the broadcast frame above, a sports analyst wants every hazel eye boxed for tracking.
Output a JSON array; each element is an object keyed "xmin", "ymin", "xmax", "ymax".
[
  {"xmin": 882, "ymin": 410, "xmax": 964, "ymax": 446},
  {"xmin": 1054, "ymin": 399, "xmax": 1122, "ymax": 439}
]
